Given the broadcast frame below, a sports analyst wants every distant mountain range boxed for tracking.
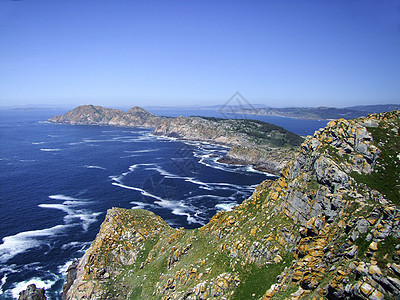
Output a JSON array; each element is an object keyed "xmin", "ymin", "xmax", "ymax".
[{"xmin": 235, "ymin": 104, "xmax": 400, "ymax": 120}]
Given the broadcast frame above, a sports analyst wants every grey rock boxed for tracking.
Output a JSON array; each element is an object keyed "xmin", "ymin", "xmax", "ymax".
[
  {"xmin": 345, "ymin": 245, "xmax": 358, "ymax": 258},
  {"xmin": 19, "ymin": 284, "xmax": 46, "ymax": 300},
  {"xmin": 356, "ymin": 218, "xmax": 369, "ymax": 234}
]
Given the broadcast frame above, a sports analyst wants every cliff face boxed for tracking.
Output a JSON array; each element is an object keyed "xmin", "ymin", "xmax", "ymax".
[
  {"xmin": 64, "ymin": 110, "xmax": 400, "ymax": 299},
  {"xmin": 218, "ymin": 146, "xmax": 297, "ymax": 174},
  {"xmin": 48, "ymin": 105, "xmax": 167, "ymax": 128}
]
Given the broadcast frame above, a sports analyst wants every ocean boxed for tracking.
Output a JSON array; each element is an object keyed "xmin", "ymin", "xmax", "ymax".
[{"xmin": 0, "ymin": 109, "xmax": 327, "ymax": 299}]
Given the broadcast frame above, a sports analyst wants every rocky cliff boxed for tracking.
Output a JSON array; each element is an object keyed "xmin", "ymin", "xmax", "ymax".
[
  {"xmin": 48, "ymin": 105, "xmax": 167, "ymax": 128},
  {"xmin": 63, "ymin": 110, "xmax": 400, "ymax": 299}
]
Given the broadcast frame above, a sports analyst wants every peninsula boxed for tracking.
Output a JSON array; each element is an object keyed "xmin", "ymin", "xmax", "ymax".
[{"xmin": 49, "ymin": 105, "xmax": 303, "ymax": 174}]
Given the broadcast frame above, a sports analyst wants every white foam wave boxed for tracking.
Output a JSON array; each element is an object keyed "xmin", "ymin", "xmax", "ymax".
[
  {"xmin": 186, "ymin": 194, "xmax": 227, "ymax": 201},
  {"xmin": 40, "ymin": 148, "xmax": 61, "ymax": 152},
  {"xmin": 245, "ymin": 165, "xmax": 277, "ymax": 176},
  {"xmin": 85, "ymin": 165, "xmax": 106, "ymax": 170},
  {"xmin": 58, "ymin": 259, "xmax": 75, "ymax": 275},
  {"xmin": 112, "ymin": 183, "xmax": 165, "ymax": 202},
  {"xmin": 120, "ymin": 154, "xmax": 140, "ymax": 158},
  {"xmin": 208, "ymin": 182, "xmax": 253, "ymax": 191},
  {"xmin": 110, "ymin": 163, "xmax": 155, "ymax": 184},
  {"xmin": 0, "ymin": 224, "xmax": 72, "ymax": 263},
  {"xmin": 154, "ymin": 199, "xmax": 203, "ymax": 225},
  {"xmin": 49, "ymin": 195, "xmax": 80, "ymax": 201},
  {"xmin": 32, "ymin": 142, "xmax": 45, "ymax": 145},
  {"xmin": 146, "ymin": 165, "xmax": 181, "ymax": 179},
  {"xmin": 0, "ymin": 273, "xmax": 7, "ymax": 291},
  {"xmin": 61, "ymin": 241, "xmax": 91, "ymax": 252},
  {"xmin": 130, "ymin": 201, "xmax": 157, "ymax": 210},
  {"xmin": 11, "ymin": 277, "xmax": 54, "ymax": 299},
  {"xmin": 171, "ymin": 208, "xmax": 201, "ymax": 224},
  {"xmin": 184, "ymin": 178, "xmax": 210, "ymax": 188},
  {"xmin": 39, "ymin": 204, "xmax": 74, "ymax": 215},
  {"xmin": 39, "ymin": 203, "xmax": 101, "ymax": 232},
  {"xmin": 83, "ymin": 138, "xmax": 110, "ymax": 143},
  {"xmin": 215, "ymin": 203, "xmax": 238, "ymax": 212},
  {"xmin": 124, "ymin": 149, "xmax": 158, "ymax": 153}
]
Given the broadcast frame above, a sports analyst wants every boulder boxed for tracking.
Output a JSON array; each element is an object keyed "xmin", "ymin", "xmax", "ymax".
[{"xmin": 19, "ymin": 284, "xmax": 46, "ymax": 300}]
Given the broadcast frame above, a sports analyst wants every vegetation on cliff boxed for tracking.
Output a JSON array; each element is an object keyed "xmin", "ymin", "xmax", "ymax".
[
  {"xmin": 64, "ymin": 110, "xmax": 400, "ymax": 299},
  {"xmin": 152, "ymin": 116, "xmax": 303, "ymax": 148}
]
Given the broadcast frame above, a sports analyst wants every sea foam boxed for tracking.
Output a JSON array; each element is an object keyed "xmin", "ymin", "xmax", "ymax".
[{"xmin": 0, "ymin": 224, "xmax": 73, "ymax": 263}]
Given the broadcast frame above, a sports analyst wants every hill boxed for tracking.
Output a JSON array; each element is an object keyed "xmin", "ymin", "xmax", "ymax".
[
  {"xmin": 48, "ymin": 104, "xmax": 167, "ymax": 128},
  {"xmin": 63, "ymin": 110, "xmax": 400, "ymax": 299}
]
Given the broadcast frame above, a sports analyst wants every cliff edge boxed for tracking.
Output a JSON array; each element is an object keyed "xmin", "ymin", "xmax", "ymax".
[{"xmin": 64, "ymin": 110, "xmax": 400, "ymax": 299}]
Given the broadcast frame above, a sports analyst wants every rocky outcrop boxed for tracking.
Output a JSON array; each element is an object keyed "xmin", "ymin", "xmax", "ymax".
[
  {"xmin": 63, "ymin": 110, "xmax": 400, "ymax": 299},
  {"xmin": 48, "ymin": 105, "xmax": 167, "ymax": 128},
  {"xmin": 218, "ymin": 145, "xmax": 297, "ymax": 175},
  {"xmin": 19, "ymin": 284, "xmax": 46, "ymax": 300}
]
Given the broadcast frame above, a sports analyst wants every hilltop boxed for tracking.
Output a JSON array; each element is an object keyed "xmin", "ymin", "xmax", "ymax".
[
  {"xmin": 48, "ymin": 105, "xmax": 167, "ymax": 128},
  {"xmin": 49, "ymin": 105, "xmax": 304, "ymax": 174},
  {"xmin": 63, "ymin": 110, "xmax": 400, "ymax": 299}
]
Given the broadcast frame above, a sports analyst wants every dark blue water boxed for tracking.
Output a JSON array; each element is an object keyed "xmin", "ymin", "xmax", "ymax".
[{"xmin": 0, "ymin": 109, "xmax": 327, "ymax": 299}]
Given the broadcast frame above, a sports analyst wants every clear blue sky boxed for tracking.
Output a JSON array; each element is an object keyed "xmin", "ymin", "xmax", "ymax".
[{"xmin": 1, "ymin": 0, "xmax": 400, "ymax": 108}]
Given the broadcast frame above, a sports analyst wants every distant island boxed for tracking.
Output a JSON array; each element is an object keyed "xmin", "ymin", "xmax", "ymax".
[
  {"xmin": 49, "ymin": 105, "xmax": 304, "ymax": 175},
  {"xmin": 234, "ymin": 104, "xmax": 400, "ymax": 120}
]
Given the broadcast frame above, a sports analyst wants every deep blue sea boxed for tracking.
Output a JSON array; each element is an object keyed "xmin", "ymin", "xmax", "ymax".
[{"xmin": 0, "ymin": 109, "xmax": 327, "ymax": 299}]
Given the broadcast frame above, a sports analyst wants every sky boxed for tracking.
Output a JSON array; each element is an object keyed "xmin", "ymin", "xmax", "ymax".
[{"xmin": 0, "ymin": 0, "xmax": 400, "ymax": 108}]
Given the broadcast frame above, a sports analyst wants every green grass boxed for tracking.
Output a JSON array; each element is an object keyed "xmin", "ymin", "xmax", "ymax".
[
  {"xmin": 354, "ymin": 233, "xmax": 370, "ymax": 258},
  {"xmin": 376, "ymin": 235, "xmax": 400, "ymax": 269},
  {"xmin": 129, "ymin": 287, "xmax": 143, "ymax": 300},
  {"xmin": 232, "ymin": 254, "xmax": 294, "ymax": 300},
  {"xmin": 350, "ymin": 124, "xmax": 400, "ymax": 206},
  {"xmin": 272, "ymin": 285, "xmax": 298, "ymax": 300}
]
